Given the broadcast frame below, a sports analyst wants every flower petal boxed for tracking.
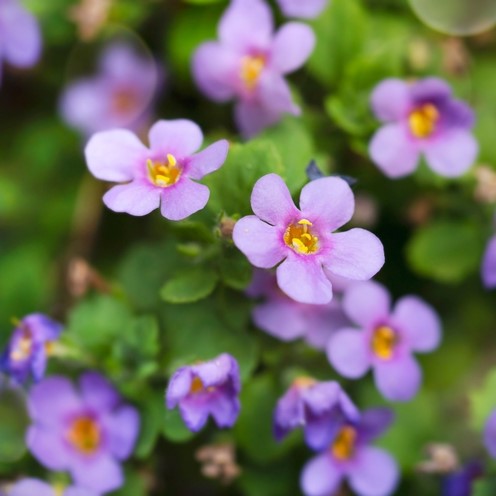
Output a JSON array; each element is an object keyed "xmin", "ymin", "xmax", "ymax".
[
  {"xmin": 300, "ymin": 453, "xmax": 342, "ymax": 496},
  {"xmin": 374, "ymin": 355, "xmax": 422, "ymax": 402},
  {"xmin": 358, "ymin": 408, "xmax": 395, "ymax": 443},
  {"xmin": 257, "ymin": 71, "xmax": 299, "ymax": 116},
  {"xmin": 159, "ymin": 178, "xmax": 209, "ymax": 221},
  {"xmin": 482, "ymin": 234, "xmax": 496, "ymax": 288},
  {"xmin": 484, "ymin": 410, "xmax": 496, "ymax": 458},
  {"xmin": 85, "ymin": 129, "xmax": 147, "ymax": 182},
  {"xmin": 26, "ymin": 426, "xmax": 70, "ymax": 470},
  {"xmin": 103, "ymin": 182, "xmax": 160, "ymax": 216},
  {"xmin": 71, "ymin": 454, "xmax": 123, "ymax": 494},
  {"xmin": 148, "ymin": 119, "xmax": 203, "ymax": 158},
  {"xmin": 10, "ymin": 479, "xmax": 54, "ymax": 496},
  {"xmin": 166, "ymin": 368, "xmax": 193, "ymax": 409},
  {"xmin": 393, "ymin": 296, "xmax": 441, "ymax": 352},
  {"xmin": 193, "ymin": 353, "xmax": 239, "ymax": 390},
  {"xmin": 79, "ymin": 372, "xmax": 120, "ymax": 412},
  {"xmin": 327, "ymin": 328, "xmax": 371, "ymax": 378},
  {"xmin": 276, "ymin": 0, "xmax": 328, "ymax": 19},
  {"xmin": 103, "ymin": 405, "xmax": 140, "ymax": 460},
  {"xmin": 371, "ymin": 78, "xmax": 411, "ymax": 122},
  {"xmin": 178, "ymin": 399, "xmax": 210, "ymax": 432},
  {"xmin": 411, "ymin": 77, "xmax": 452, "ymax": 104},
  {"xmin": 209, "ymin": 394, "xmax": 240, "ymax": 428},
  {"xmin": 187, "ymin": 140, "xmax": 229, "ymax": 180}
]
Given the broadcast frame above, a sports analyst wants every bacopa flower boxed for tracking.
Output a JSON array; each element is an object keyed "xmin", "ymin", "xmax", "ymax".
[
  {"xmin": 369, "ymin": 77, "xmax": 478, "ymax": 178},
  {"xmin": 481, "ymin": 234, "xmax": 496, "ymax": 289},
  {"xmin": 9, "ymin": 479, "xmax": 96, "ymax": 496},
  {"xmin": 274, "ymin": 378, "xmax": 359, "ymax": 450},
  {"xmin": 0, "ymin": 0, "xmax": 41, "ymax": 85},
  {"xmin": 327, "ymin": 281, "xmax": 442, "ymax": 401},
  {"xmin": 0, "ymin": 314, "xmax": 63, "ymax": 384},
  {"xmin": 276, "ymin": 0, "xmax": 328, "ymax": 19},
  {"xmin": 59, "ymin": 42, "xmax": 159, "ymax": 136},
  {"xmin": 85, "ymin": 119, "xmax": 229, "ymax": 220},
  {"xmin": 233, "ymin": 173, "xmax": 384, "ymax": 305},
  {"xmin": 192, "ymin": 0, "xmax": 315, "ymax": 138},
  {"xmin": 27, "ymin": 373, "xmax": 140, "ymax": 494},
  {"xmin": 166, "ymin": 353, "xmax": 241, "ymax": 432},
  {"xmin": 301, "ymin": 408, "xmax": 398, "ymax": 496}
]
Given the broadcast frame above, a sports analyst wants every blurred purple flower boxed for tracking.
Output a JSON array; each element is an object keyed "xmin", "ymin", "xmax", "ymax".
[
  {"xmin": 192, "ymin": 0, "xmax": 315, "ymax": 138},
  {"xmin": 481, "ymin": 234, "xmax": 496, "ymax": 289},
  {"xmin": 26, "ymin": 373, "xmax": 140, "ymax": 495},
  {"xmin": 9, "ymin": 479, "xmax": 96, "ymax": 496},
  {"xmin": 327, "ymin": 281, "xmax": 442, "ymax": 401},
  {"xmin": 276, "ymin": 0, "xmax": 328, "ymax": 19},
  {"xmin": 0, "ymin": 314, "xmax": 62, "ymax": 384},
  {"xmin": 441, "ymin": 461, "xmax": 483, "ymax": 496},
  {"xmin": 59, "ymin": 43, "xmax": 159, "ymax": 136},
  {"xmin": 246, "ymin": 269, "xmax": 352, "ymax": 348},
  {"xmin": 166, "ymin": 353, "xmax": 241, "ymax": 432},
  {"xmin": 0, "ymin": 0, "xmax": 41, "ymax": 85},
  {"xmin": 85, "ymin": 119, "xmax": 229, "ymax": 220},
  {"xmin": 274, "ymin": 378, "xmax": 359, "ymax": 450},
  {"xmin": 233, "ymin": 173, "xmax": 384, "ymax": 305},
  {"xmin": 301, "ymin": 408, "xmax": 398, "ymax": 496},
  {"xmin": 484, "ymin": 409, "xmax": 496, "ymax": 459},
  {"xmin": 369, "ymin": 77, "xmax": 478, "ymax": 178}
]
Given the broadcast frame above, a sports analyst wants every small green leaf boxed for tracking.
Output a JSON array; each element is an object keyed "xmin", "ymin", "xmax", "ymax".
[
  {"xmin": 0, "ymin": 387, "xmax": 29, "ymax": 462},
  {"xmin": 135, "ymin": 395, "xmax": 165, "ymax": 459},
  {"xmin": 160, "ymin": 267, "xmax": 219, "ymax": 304}
]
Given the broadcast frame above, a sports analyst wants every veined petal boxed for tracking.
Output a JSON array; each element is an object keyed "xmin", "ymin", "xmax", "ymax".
[
  {"xmin": 103, "ymin": 182, "xmax": 160, "ymax": 217},
  {"xmin": 327, "ymin": 328, "xmax": 371, "ymax": 378},
  {"xmin": 159, "ymin": 178, "xmax": 209, "ymax": 221},
  {"xmin": 148, "ymin": 119, "xmax": 203, "ymax": 158},
  {"xmin": 374, "ymin": 355, "xmax": 421, "ymax": 402},
  {"xmin": 187, "ymin": 140, "xmax": 229, "ymax": 180},
  {"xmin": 370, "ymin": 79, "xmax": 411, "ymax": 122},
  {"xmin": 301, "ymin": 453, "xmax": 342, "ymax": 496}
]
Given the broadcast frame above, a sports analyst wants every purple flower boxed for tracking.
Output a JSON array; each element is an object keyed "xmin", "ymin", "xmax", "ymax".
[
  {"xmin": 481, "ymin": 234, "xmax": 496, "ymax": 288},
  {"xmin": 327, "ymin": 281, "xmax": 442, "ymax": 401},
  {"xmin": 276, "ymin": 0, "xmax": 328, "ymax": 19},
  {"xmin": 301, "ymin": 408, "xmax": 398, "ymax": 496},
  {"xmin": 484, "ymin": 409, "xmax": 496, "ymax": 459},
  {"xmin": 26, "ymin": 373, "xmax": 140, "ymax": 495},
  {"xmin": 84, "ymin": 119, "xmax": 229, "ymax": 220},
  {"xmin": 273, "ymin": 378, "xmax": 359, "ymax": 450},
  {"xmin": 369, "ymin": 77, "xmax": 478, "ymax": 178},
  {"xmin": 442, "ymin": 462, "xmax": 483, "ymax": 496},
  {"xmin": 0, "ymin": 0, "xmax": 41, "ymax": 85},
  {"xmin": 192, "ymin": 0, "xmax": 315, "ymax": 138},
  {"xmin": 233, "ymin": 173, "xmax": 385, "ymax": 305},
  {"xmin": 166, "ymin": 353, "xmax": 241, "ymax": 432},
  {"xmin": 9, "ymin": 479, "xmax": 96, "ymax": 496},
  {"xmin": 247, "ymin": 269, "xmax": 352, "ymax": 348},
  {"xmin": 0, "ymin": 314, "xmax": 62, "ymax": 384},
  {"xmin": 59, "ymin": 42, "xmax": 159, "ymax": 136}
]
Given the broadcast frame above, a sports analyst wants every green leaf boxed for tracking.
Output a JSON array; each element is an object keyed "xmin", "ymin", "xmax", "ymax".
[
  {"xmin": 163, "ymin": 408, "xmax": 195, "ymax": 443},
  {"xmin": 160, "ymin": 266, "xmax": 219, "ymax": 304},
  {"xmin": 473, "ymin": 479, "xmax": 496, "ymax": 496},
  {"xmin": 135, "ymin": 395, "xmax": 165, "ymax": 458},
  {"xmin": 0, "ymin": 386, "xmax": 29, "ymax": 462},
  {"xmin": 112, "ymin": 469, "xmax": 147, "ymax": 496},
  {"xmin": 470, "ymin": 368, "xmax": 496, "ymax": 431},
  {"xmin": 219, "ymin": 249, "xmax": 253, "ymax": 291}
]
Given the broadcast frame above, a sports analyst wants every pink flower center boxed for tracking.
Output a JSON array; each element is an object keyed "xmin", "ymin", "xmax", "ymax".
[
  {"xmin": 66, "ymin": 416, "xmax": 101, "ymax": 455},
  {"xmin": 371, "ymin": 325, "xmax": 397, "ymax": 360},
  {"xmin": 240, "ymin": 55, "xmax": 266, "ymax": 90},
  {"xmin": 10, "ymin": 332, "xmax": 33, "ymax": 362},
  {"xmin": 111, "ymin": 87, "xmax": 139, "ymax": 116},
  {"xmin": 331, "ymin": 425, "xmax": 357, "ymax": 461},
  {"xmin": 147, "ymin": 153, "xmax": 182, "ymax": 187},
  {"xmin": 408, "ymin": 103, "xmax": 440, "ymax": 138},
  {"xmin": 284, "ymin": 219, "xmax": 319, "ymax": 255}
]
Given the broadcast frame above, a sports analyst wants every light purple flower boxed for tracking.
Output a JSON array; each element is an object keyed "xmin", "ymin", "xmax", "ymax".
[
  {"xmin": 481, "ymin": 234, "xmax": 496, "ymax": 289},
  {"xmin": 26, "ymin": 373, "xmax": 140, "ymax": 495},
  {"xmin": 233, "ymin": 173, "xmax": 385, "ymax": 305},
  {"xmin": 369, "ymin": 77, "xmax": 478, "ymax": 178},
  {"xmin": 59, "ymin": 42, "xmax": 159, "ymax": 136},
  {"xmin": 247, "ymin": 269, "xmax": 352, "ymax": 348},
  {"xmin": 0, "ymin": 314, "xmax": 62, "ymax": 384},
  {"xmin": 9, "ymin": 479, "xmax": 96, "ymax": 496},
  {"xmin": 84, "ymin": 119, "xmax": 229, "ymax": 220},
  {"xmin": 273, "ymin": 378, "xmax": 359, "ymax": 450},
  {"xmin": 166, "ymin": 353, "xmax": 241, "ymax": 432},
  {"xmin": 301, "ymin": 408, "xmax": 398, "ymax": 496},
  {"xmin": 192, "ymin": 0, "xmax": 315, "ymax": 138},
  {"xmin": 327, "ymin": 281, "xmax": 442, "ymax": 401},
  {"xmin": 0, "ymin": 0, "xmax": 41, "ymax": 85},
  {"xmin": 276, "ymin": 0, "xmax": 328, "ymax": 19}
]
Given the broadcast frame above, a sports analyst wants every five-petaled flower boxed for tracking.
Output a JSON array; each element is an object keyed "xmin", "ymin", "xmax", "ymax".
[
  {"xmin": 166, "ymin": 353, "xmax": 241, "ymax": 432},
  {"xmin": 327, "ymin": 281, "xmax": 442, "ymax": 401},
  {"xmin": 8, "ymin": 478, "xmax": 96, "ymax": 496},
  {"xmin": 0, "ymin": 313, "xmax": 63, "ymax": 384},
  {"xmin": 276, "ymin": 0, "xmax": 328, "ymax": 19},
  {"xmin": 369, "ymin": 77, "xmax": 478, "ymax": 178},
  {"xmin": 85, "ymin": 119, "xmax": 229, "ymax": 220},
  {"xmin": 233, "ymin": 173, "xmax": 384, "ymax": 305},
  {"xmin": 27, "ymin": 373, "xmax": 140, "ymax": 495},
  {"xmin": 301, "ymin": 408, "xmax": 398, "ymax": 496},
  {"xmin": 192, "ymin": 0, "xmax": 315, "ymax": 138}
]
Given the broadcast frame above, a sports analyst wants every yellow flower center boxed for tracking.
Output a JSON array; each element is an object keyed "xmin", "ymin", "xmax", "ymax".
[
  {"xmin": 292, "ymin": 376, "xmax": 317, "ymax": 389},
  {"xmin": 10, "ymin": 332, "xmax": 33, "ymax": 362},
  {"xmin": 189, "ymin": 376, "xmax": 215, "ymax": 394},
  {"xmin": 331, "ymin": 426, "xmax": 357, "ymax": 461},
  {"xmin": 371, "ymin": 325, "xmax": 397, "ymax": 360},
  {"xmin": 284, "ymin": 219, "xmax": 319, "ymax": 255},
  {"xmin": 240, "ymin": 55, "xmax": 266, "ymax": 90},
  {"xmin": 408, "ymin": 103, "xmax": 440, "ymax": 138},
  {"xmin": 147, "ymin": 153, "xmax": 182, "ymax": 187},
  {"xmin": 66, "ymin": 416, "xmax": 101, "ymax": 455}
]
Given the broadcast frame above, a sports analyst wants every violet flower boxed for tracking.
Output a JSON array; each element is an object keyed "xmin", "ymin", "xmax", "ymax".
[
  {"xmin": 276, "ymin": 0, "xmax": 328, "ymax": 19},
  {"xmin": 484, "ymin": 409, "xmax": 496, "ymax": 459},
  {"xmin": 85, "ymin": 119, "xmax": 229, "ymax": 220},
  {"xmin": 166, "ymin": 353, "xmax": 241, "ymax": 432},
  {"xmin": 481, "ymin": 234, "xmax": 496, "ymax": 289},
  {"xmin": 0, "ymin": 314, "xmax": 63, "ymax": 384},
  {"xmin": 441, "ymin": 461, "xmax": 483, "ymax": 496},
  {"xmin": 327, "ymin": 281, "xmax": 442, "ymax": 401},
  {"xmin": 192, "ymin": 0, "xmax": 315, "ymax": 138},
  {"xmin": 301, "ymin": 408, "xmax": 398, "ymax": 496},
  {"xmin": 273, "ymin": 378, "xmax": 359, "ymax": 450},
  {"xmin": 9, "ymin": 479, "xmax": 96, "ymax": 496},
  {"xmin": 0, "ymin": 0, "xmax": 41, "ymax": 85},
  {"xmin": 59, "ymin": 42, "xmax": 159, "ymax": 136},
  {"xmin": 26, "ymin": 373, "xmax": 140, "ymax": 494},
  {"xmin": 369, "ymin": 77, "xmax": 478, "ymax": 178},
  {"xmin": 233, "ymin": 173, "xmax": 384, "ymax": 305}
]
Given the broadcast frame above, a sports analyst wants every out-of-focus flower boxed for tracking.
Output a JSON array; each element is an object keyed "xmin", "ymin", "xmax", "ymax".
[
  {"xmin": 441, "ymin": 461, "xmax": 483, "ymax": 496},
  {"xmin": 0, "ymin": 0, "xmax": 41, "ymax": 85},
  {"xmin": 369, "ymin": 77, "xmax": 478, "ymax": 178},
  {"xmin": 192, "ymin": 0, "xmax": 315, "ymax": 138},
  {"xmin": 195, "ymin": 443, "xmax": 241, "ymax": 484},
  {"xmin": 233, "ymin": 174, "xmax": 384, "ymax": 305},
  {"xmin": 68, "ymin": 0, "xmax": 112, "ymax": 42},
  {"xmin": 484, "ymin": 409, "xmax": 496, "ymax": 458},
  {"xmin": 166, "ymin": 354, "xmax": 241, "ymax": 432},
  {"xmin": 301, "ymin": 408, "xmax": 398, "ymax": 496},
  {"xmin": 0, "ymin": 314, "xmax": 63, "ymax": 384},
  {"xmin": 59, "ymin": 43, "xmax": 159, "ymax": 136},
  {"xmin": 276, "ymin": 0, "xmax": 328, "ymax": 19},
  {"xmin": 474, "ymin": 166, "xmax": 496, "ymax": 204},
  {"xmin": 246, "ymin": 269, "xmax": 351, "ymax": 349},
  {"xmin": 85, "ymin": 119, "xmax": 229, "ymax": 220},
  {"xmin": 441, "ymin": 38, "xmax": 470, "ymax": 76},
  {"xmin": 273, "ymin": 378, "xmax": 359, "ymax": 450},
  {"xmin": 482, "ymin": 234, "xmax": 496, "ymax": 288},
  {"xmin": 26, "ymin": 373, "xmax": 140, "ymax": 494},
  {"xmin": 327, "ymin": 281, "xmax": 442, "ymax": 401},
  {"xmin": 417, "ymin": 443, "xmax": 459, "ymax": 474},
  {"xmin": 9, "ymin": 478, "xmax": 96, "ymax": 496}
]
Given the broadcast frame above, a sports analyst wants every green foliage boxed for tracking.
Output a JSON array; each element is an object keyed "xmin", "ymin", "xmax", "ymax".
[
  {"xmin": 161, "ymin": 266, "xmax": 219, "ymax": 304},
  {"xmin": 0, "ymin": 387, "xmax": 29, "ymax": 463},
  {"xmin": 470, "ymin": 368, "xmax": 496, "ymax": 431}
]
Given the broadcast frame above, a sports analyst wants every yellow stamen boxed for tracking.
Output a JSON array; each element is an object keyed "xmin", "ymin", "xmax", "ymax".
[
  {"xmin": 189, "ymin": 376, "xmax": 215, "ymax": 394},
  {"xmin": 240, "ymin": 55, "xmax": 266, "ymax": 90},
  {"xmin": 292, "ymin": 376, "xmax": 317, "ymax": 389},
  {"xmin": 284, "ymin": 219, "xmax": 319, "ymax": 255},
  {"xmin": 10, "ymin": 333, "xmax": 33, "ymax": 362},
  {"xmin": 408, "ymin": 103, "xmax": 440, "ymax": 138},
  {"xmin": 371, "ymin": 326, "xmax": 397, "ymax": 360},
  {"xmin": 66, "ymin": 416, "xmax": 101, "ymax": 455},
  {"xmin": 147, "ymin": 153, "xmax": 182, "ymax": 187},
  {"xmin": 331, "ymin": 426, "xmax": 357, "ymax": 461}
]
